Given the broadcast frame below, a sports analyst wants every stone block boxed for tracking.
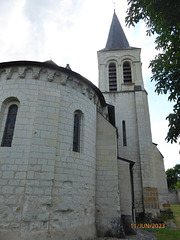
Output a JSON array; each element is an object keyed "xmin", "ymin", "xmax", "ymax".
[
  {"xmin": 2, "ymin": 186, "xmax": 14, "ymax": 194},
  {"xmin": 15, "ymin": 172, "xmax": 27, "ymax": 179},
  {"xmin": 2, "ymin": 171, "xmax": 14, "ymax": 179},
  {"xmin": 37, "ymin": 213, "xmax": 49, "ymax": 222}
]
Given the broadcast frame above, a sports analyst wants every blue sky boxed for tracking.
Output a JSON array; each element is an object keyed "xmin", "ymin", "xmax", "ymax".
[{"xmin": 0, "ymin": 0, "xmax": 179, "ymax": 169}]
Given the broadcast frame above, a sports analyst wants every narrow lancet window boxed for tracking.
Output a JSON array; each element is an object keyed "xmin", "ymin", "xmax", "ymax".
[
  {"xmin": 122, "ymin": 120, "xmax": 127, "ymax": 146},
  {"xmin": 123, "ymin": 62, "xmax": 132, "ymax": 83},
  {"xmin": 1, "ymin": 104, "xmax": 18, "ymax": 147},
  {"xmin": 109, "ymin": 63, "xmax": 117, "ymax": 91},
  {"xmin": 73, "ymin": 111, "xmax": 81, "ymax": 152}
]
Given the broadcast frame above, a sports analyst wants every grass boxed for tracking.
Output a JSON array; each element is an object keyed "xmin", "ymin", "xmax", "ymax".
[
  {"xmin": 171, "ymin": 204, "xmax": 180, "ymax": 227},
  {"xmin": 152, "ymin": 228, "xmax": 180, "ymax": 240},
  {"xmin": 149, "ymin": 204, "xmax": 180, "ymax": 240}
]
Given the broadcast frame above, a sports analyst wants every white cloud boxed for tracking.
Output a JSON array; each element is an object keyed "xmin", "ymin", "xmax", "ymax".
[{"xmin": 0, "ymin": 0, "xmax": 30, "ymax": 61}]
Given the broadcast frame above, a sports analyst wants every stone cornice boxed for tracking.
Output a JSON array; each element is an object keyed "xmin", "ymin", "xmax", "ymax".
[
  {"xmin": 0, "ymin": 61, "xmax": 107, "ymax": 108},
  {"xmin": 0, "ymin": 61, "xmax": 109, "ymax": 117}
]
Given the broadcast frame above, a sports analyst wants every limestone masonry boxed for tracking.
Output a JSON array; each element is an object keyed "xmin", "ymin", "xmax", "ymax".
[{"xmin": 0, "ymin": 11, "xmax": 170, "ymax": 240}]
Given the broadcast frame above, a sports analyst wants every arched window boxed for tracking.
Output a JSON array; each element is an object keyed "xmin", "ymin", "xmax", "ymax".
[
  {"xmin": 1, "ymin": 104, "xmax": 18, "ymax": 147},
  {"xmin": 122, "ymin": 120, "xmax": 127, "ymax": 146},
  {"xmin": 123, "ymin": 61, "xmax": 132, "ymax": 83},
  {"xmin": 109, "ymin": 63, "xmax": 117, "ymax": 91},
  {"xmin": 73, "ymin": 111, "xmax": 82, "ymax": 152}
]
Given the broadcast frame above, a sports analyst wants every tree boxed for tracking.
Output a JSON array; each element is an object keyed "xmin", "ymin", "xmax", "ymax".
[
  {"xmin": 166, "ymin": 164, "xmax": 180, "ymax": 189},
  {"xmin": 174, "ymin": 181, "xmax": 180, "ymax": 190},
  {"xmin": 125, "ymin": 0, "xmax": 180, "ymax": 143}
]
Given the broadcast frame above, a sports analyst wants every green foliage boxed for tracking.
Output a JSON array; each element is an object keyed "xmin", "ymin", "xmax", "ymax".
[
  {"xmin": 174, "ymin": 181, "xmax": 180, "ymax": 189},
  {"xmin": 125, "ymin": 0, "xmax": 180, "ymax": 143},
  {"xmin": 166, "ymin": 164, "xmax": 180, "ymax": 189}
]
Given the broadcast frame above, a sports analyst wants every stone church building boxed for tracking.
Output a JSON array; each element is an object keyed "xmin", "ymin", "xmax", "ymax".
[{"xmin": 0, "ymin": 11, "xmax": 169, "ymax": 240}]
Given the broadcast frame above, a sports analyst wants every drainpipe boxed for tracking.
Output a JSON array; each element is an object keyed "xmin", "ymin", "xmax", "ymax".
[{"xmin": 130, "ymin": 162, "xmax": 136, "ymax": 224}]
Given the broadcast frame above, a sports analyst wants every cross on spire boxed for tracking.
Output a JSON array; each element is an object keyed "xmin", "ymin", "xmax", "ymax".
[{"xmin": 112, "ymin": 0, "xmax": 115, "ymax": 9}]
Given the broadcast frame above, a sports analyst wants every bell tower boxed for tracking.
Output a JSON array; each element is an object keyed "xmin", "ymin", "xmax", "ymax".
[
  {"xmin": 98, "ymin": 11, "xmax": 161, "ymax": 218},
  {"xmin": 98, "ymin": 11, "xmax": 145, "ymax": 93}
]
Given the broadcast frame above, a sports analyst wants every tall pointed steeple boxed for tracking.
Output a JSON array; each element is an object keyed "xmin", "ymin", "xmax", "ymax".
[{"xmin": 105, "ymin": 11, "xmax": 130, "ymax": 50}]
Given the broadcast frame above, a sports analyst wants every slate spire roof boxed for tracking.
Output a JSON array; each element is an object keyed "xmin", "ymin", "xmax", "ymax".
[{"xmin": 105, "ymin": 11, "xmax": 130, "ymax": 50}]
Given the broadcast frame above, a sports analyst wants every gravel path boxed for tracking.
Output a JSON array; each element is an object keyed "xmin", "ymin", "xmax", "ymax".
[{"xmin": 96, "ymin": 229, "xmax": 156, "ymax": 240}]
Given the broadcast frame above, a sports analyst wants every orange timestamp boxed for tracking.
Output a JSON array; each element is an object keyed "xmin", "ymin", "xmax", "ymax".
[{"xmin": 131, "ymin": 223, "xmax": 165, "ymax": 229}]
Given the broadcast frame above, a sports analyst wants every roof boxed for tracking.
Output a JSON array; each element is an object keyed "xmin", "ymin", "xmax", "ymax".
[
  {"xmin": 44, "ymin": 60, "xmax": 58, "ymax": 66},
  {"xmin": 0, "ymin": 60, "xmax": 107, "ymax": 107},
  {"xmin": 104, "ymin": 11, "xmax": 130, "ymax": 50},
  {"xmin": 152, "ymin": 142, "xmax": 164, "ymax": 158}
]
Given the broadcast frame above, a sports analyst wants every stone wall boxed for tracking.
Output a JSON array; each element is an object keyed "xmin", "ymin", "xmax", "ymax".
[
  {"xmin": 143, "ymin": 187, "xmax": 159, "ymax": 215},
  {"xmin": 178, "ymin": 190, "xmax": 180, "ymax": 204},
  {"xmin": 152, "ymin": 143, "xmax": 170, "ymax": 211},
  {"xmin": 97, "ymin": 47, "xmax": 158, "ymax": 216},
  {"xmin": 96, "ymin": 113, "xmax": 124, "ymax": 238},
  {"xmin": 97, "ymin": 41, "xmax": 169, "ymax": 219},
  {"xmin": 168, "ymin": 190, "xmax": 180, "ymax": 204},
  {"xmin": 102, "ymin": 91, "xmax": 144, "ymax": 215},
  {"xmin": 100, "ymin": 84, "xmax": 161, "ymax": 218},
  {"xmin": 118, "ymin": 160, "xmax": 135, "ymax": 235},
  {"xmin": 0, "ymin": 63, "xmax": 106, "ymax": 240},
  {"xmin": 118, "ymin": 161, "xmax": 132, "ymax": 216}
]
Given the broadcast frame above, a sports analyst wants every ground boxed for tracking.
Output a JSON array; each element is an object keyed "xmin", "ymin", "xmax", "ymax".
[
  {"xmin": 96, "ymin": 204, "xmax": 180, "ymax": 240},
  {"xmin": 96, "ymin": 229, "xmax": 156, "ymax": 240}
]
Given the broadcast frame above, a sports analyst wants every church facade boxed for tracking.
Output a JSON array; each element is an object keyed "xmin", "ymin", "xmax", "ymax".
[{"xmin": 0, "ymin": 12, "xmax": 169, "ymax": 240}]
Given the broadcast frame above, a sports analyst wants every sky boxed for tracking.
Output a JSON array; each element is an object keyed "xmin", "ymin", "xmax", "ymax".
[{"xmin": 0, "ymin": 0, "xmax": 179, "ymax": 170}]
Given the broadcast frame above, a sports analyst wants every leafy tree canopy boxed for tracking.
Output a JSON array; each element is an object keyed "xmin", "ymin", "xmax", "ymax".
[
  {"xmin": 125, "ymin": 0, "xmax": 180, "ymax": 143},
  {"xmin": 166, "ymin": 164, "xmax": 180, "ymax": 189}
]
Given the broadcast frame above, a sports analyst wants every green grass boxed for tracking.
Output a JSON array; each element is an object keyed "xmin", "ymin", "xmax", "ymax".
[
  {"xmin": 151, "ymin": 228, "xmax": 180, "ymax": 240},
  {"xmin": 171, "ymin": 204, "xmax": 180, "ymax": 227},
  {"xmin": 150, "ymin": 204, "xmax": 180, "ymax": 240}
]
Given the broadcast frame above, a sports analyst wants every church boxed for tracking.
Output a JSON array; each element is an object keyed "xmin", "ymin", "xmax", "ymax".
[{"xmin": 0, "ymin": 11, "xmax": 169, "ymax": 240}]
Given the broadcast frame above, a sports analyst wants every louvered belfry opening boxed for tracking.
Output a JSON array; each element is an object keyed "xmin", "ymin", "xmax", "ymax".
[
  {"xmin": 123, "ymin": 62, "xmax": 132, "ymax": 83},
  {"xmin": 109, "ymin": 63, "xmax": 117, "ymax": 91}
]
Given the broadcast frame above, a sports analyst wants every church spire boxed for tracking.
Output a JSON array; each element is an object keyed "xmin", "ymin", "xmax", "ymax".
[{"xmin": 105, "ymin": 11, "xmax": 130, "ymax": 50}]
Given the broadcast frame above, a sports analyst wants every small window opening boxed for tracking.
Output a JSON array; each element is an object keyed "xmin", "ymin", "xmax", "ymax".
[
  {"xmin": 1, "ymin": 104, "xmax": 18, "ymax": 147},
  {"xmin": 73, "ymin": 112, "xmax": 81, "ymax": 152},
  {"xmin": 109, "ymin": 63, "xmax": 117, "ymax": 91},
  {"xmin": 122, "ymin": 120, "xmax": 127, "ymax": 146},
  {"xmin": 123, "ymin": 62, "xmax": 132, "ymax": 83}
]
